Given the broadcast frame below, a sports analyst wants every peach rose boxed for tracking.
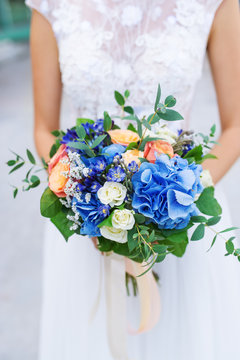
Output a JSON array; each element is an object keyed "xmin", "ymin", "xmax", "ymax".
[
  {"xmin": 144, "ymin": 140, "xmax": 174, "ymax": 164},
  {"xmin": 108, "ymin": 129, "xmax": 140, "ymax": 146},
  {"xmin": 48, "ymin": 156, "xmax": 70, "ymax": 197},
  {"xmin": 122, "ymin": 149, "xmax": 144, "ymax": 166},
  {"xmin": 48, "ymin": 144, "xmax": 68, "ymax": 174}
]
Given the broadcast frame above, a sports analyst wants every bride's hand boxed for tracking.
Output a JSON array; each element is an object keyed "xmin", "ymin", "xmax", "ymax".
[{"xmin": 91, "ymin": 237, "xmax": 99, "ymax": 250}]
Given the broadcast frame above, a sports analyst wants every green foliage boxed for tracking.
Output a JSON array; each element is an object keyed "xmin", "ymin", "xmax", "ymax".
[
  {"xmin": 127, "ymin": 123, "xmax": 137, "ymax": 133},
  {"xmin": 191, "ymin": 224, "xmax": 205, "ymax": 241},
  {"xmin": 76, "ymin": 118, "xmax": 94, "ymax": 126},
  {"xmin": 134, "ymin": 213, "xmax": 146, "ymax": 224},
  {"xmin": 164, "ymin": 95, "xmax": 176, "ymax": 108},
  {"xmin": 124, "ymin": 106, "xmax": 134, "ymax": 115},
  {"xmin": 7, "ymin": 160, "xmax": 16, "ymax": 166},
  {"xmin": 114, "ymin": 91, "xmax": 125, "ymax": 106},
  {"xmin": 206, "ymin": 216, "xmax": 221, "ymax": 226},
  {"xmin": 154, "ymin": 84, "xmax": 161, "ymax": 112},
  {"xmin": 226, "ymin": 239, "xmax": 234, "ymax": 255},
  {"xmin": 157, "ymin": 109, "xmax": 183, "ymax": 121},
  {"xmin": 124, "ymin": 90, "xmax": 130, "ymax": 98},
  {"xmin": 8, "ymin": 162, "xmax": 24, "ymax": 174},
  {"xmin": 196, "ymin": 187, "xmax": 222, "ymax": 217},
  {"xmin": 51, "ymin": 211, "xmax": 75, "ymax": 241},
  {"xmin": 40, "ymin": 188, "xmax": 62, "ymax": 218},
  {"xmin": 91, "ymin": 134, "xmax": 107, "ymax": 148},
  {"xmin": 147, "ymin": 113, "xmax": 161, "ymax": 125},
  {"xmin": 98, "ymin": 212, "xmax": 113, "ymax": 228},
  {"xmin": 103, "ymin": 111, "xmax": 112, "ymax": 131},
  {"xmin": 75, "ymin": 125, "xmax": 86, "ymax": 140},
  {"xmin": 183, "ymin": 145, "xmax": 203, "ymax": 162},
  {"xmin": 26, "ymin": 149, "xmax": 36, "ymax": 164}
]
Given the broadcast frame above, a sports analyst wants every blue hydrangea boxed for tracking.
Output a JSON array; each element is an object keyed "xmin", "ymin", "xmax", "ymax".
[
  {"xmin": 102, "ymin": 144, "xmax": 126, "ymax": 164},
  {"xmin": 132, "ymin": 154, "xmax": 203, "ymax": 230},
  {"xmin": 107, "ymin": 166, "xmax": 126, "ymax": 182},
  {"xmin": 73, "ymin": 193, "xmax": 110, "ymax": 236}
]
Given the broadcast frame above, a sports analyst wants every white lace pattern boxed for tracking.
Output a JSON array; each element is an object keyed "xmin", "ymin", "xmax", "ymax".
[{"xmin": 26, "ymin": 0, "xmax": 223, "ymax": 124}]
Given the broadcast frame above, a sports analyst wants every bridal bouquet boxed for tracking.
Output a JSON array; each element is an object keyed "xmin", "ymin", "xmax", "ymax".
[{"xmin": 8, "ymin": 85, "xmax": 239, "ymax": 275}]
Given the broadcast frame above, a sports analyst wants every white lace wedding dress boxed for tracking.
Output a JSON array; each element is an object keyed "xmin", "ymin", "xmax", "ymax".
[{"xmin": 26, "ymin": 1, "xmax": 240, "ymax": 359}]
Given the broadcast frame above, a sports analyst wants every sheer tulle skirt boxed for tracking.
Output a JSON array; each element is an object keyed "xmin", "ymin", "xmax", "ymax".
[{"xmin": 39, "ymin": 184, "xmax": 240, "ymax": 360}]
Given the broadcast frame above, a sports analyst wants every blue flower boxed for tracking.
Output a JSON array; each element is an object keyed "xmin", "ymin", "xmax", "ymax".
[
  {"xmin": 95, "ymin": 159, "xmax": 107, "ymax": 172},
  {"xmin": 76, "ymin": 183, "xmax": 85, "ymax": 192},
  {"xmin": 102, "ymin": 144, "xmax": 126, "ymax": 164},
  {"xmin": 90, "ymin": 181, "xmax": 102, "ymax": 193},
  {"xmin": 73, "ymin": 193, "xmax": 109, "ymax": 236},
  {"xmin": 128, "ymin": 161, "xmax": 138, "ymax": 173},
  {"xmin": 61, "ymin": 129, "xmax": 78, "ymax": 144},
  {"xmin": 92, "ymin": 118, "xmax": 104, "ymax": 133},
  {"xmin": 132, "ymin": 154, "xmax": 203, "ymax": 230},
  {"xmin": 107, "ymin": 166, "xmax": 126, "ymax": 182}
]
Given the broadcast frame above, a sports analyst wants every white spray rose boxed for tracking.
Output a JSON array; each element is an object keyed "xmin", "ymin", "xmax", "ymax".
[
  {"xmin": 97, "ymin": 182, "xmax": 127, "ymax": 207},
  {"xmin": 100, "ymin": 226, "xmax": 128, "ymax": 243},
  {"xmin": 200, "ymin": 169, "xmax": 214, "ymax": 188},
  {"xmin": 112, "ymin": 209, "xmax": 135, "ymax": 230}
]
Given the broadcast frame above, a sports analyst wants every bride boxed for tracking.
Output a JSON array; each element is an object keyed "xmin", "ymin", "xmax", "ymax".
[{"xmin": 26, "ymin": 0, "xmax": 240, "ymax": 359}]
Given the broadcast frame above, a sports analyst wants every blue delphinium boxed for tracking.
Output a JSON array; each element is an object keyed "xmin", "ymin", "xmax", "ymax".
[
  {"xmin": 132, "ymin": 154, "xmax": 203, "ymax": 230},
  {"xmin": 128, "ymin": 161, "xmax": 138, "ymax": 173},
  {"xmin": 92, "ymin": 118, "xmax": 104, "ymax": 133},
  {"xmin": 73, "ymin": 193, "xmax": 110, "ymax": 236},
  {"xmin": 61, "ymin": 129, "xmax": 78, "ymax": 144},
  {"xmin": 95, "ymin": 159, "xmax": 107, "ymax": 172},
  {"xmin": 107, "ymin": 166, "xmax": 126, "ymax": 182},
  {"xmin": 90, "ymin": 181, "xmax": 102, "ymax": 193}
]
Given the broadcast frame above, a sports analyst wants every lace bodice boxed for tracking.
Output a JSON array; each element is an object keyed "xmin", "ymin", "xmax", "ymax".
[{"xmin": 26, "ymin": 0, "xmax": 223, "ymax": 125}]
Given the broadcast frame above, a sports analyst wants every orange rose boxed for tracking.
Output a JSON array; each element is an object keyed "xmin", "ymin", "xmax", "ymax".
[
  {"xmin": 144, "ymin": 140, "xmax": 174, "ymax": 164},
  {"xmin": 108, "ymin": 129, "xmax": 140, "ymax": 146},
  {"xmin": 122, "ymin": 149, "xmax": 144, "ymax": 166},
  {"xmin": 48, "ymin": 144, "xmax": 68, "ymax": 174},
  {"xmin": 48, "ymin": 156, "xmax": 70, "ymax": 197}
]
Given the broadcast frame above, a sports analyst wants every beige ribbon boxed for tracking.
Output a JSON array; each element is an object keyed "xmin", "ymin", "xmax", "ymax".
[{"xmin": 103, "ymin": 254, "xmax": 161, "ymax": 359}]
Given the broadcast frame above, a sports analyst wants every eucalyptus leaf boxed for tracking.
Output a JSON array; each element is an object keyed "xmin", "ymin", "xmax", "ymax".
[
  {"xmin": 157, "ymin": 109, "xmax": 183, "ymax": 121},
  {"xmin": 154, "ymin": 84, "xmax": 161, "ymax": 112},
  {"xmin": 76, "ymin": 118, "xmax": 94, "ymax": 126},
  {"xmin": 124, "ymin": 90, "xmax": 130, "ymax": 98},
  {"xmin": 103, "ymin": 111, "xmax": 112, "ymax": 131},
  {"xmin": 7, "ymin": 160, "xmax": 16, "ymax": 166},
  {"xmin": 142, "ymin": 119, "xmax": 151, "ymax": 130},
  {"xmin": 147, "ymin": 113, "xmax": 161, "ymax": 125},
  {"xmin": 124, "ymin": 106, "xmax": 134, "ymax": 115},
  {"xmin": 195, "ymin": 187, "xmax": 222, "ymax": 216},
  {"xmin": 91, "ymin": 134, "xmax": 107, "ymax": 148},
  {"xmin": 9, "ymin": 162, "xmax": 24, "ymax": 174},
  {"xmin": 207, "ymin": 234, "xmax": 217, "ymax": 252},
  {"xmin": 127, "ymin": 123, "xmax": 137, "ymax": 133},
  {"xmin": 206, "ymin": 216, "xmax": 221, "ymax": 226},
  {"xmin": 13, "ymin": 188, "xmax": 18, "ymax": 198},
  {"xmin": 226, "ymin": 240, "xmax": 234, "ymax": 254},
  {"xmin": 191, "ymin": 224, "xmax": 205, "ymax": 241},
  {"xmin": 76, "ymin": 125, "xmax": 86, "ymax": 140},
  {"xmin": 114, "ymin": 91, "xmax": 125, "ymax": 106},
  {"xmin": 164, "ymin": 95, "xmax": 176, "ymax": 108}
]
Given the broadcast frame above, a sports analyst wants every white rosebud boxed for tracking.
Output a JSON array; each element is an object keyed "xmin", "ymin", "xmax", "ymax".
[
  {"xmin": 100, "ymin": 226, "xmax": 128, "ymax": 243},
  {"xmin": 112, "ymin": 209, "xmax": 135, "ymax": 230},
  {"xmin": 200, "ymin": 169, "xmax": 214, "ymax": 188},
  {"xmin": 97, "ymin": 182, "xmax": 127, "ymax": 207}
]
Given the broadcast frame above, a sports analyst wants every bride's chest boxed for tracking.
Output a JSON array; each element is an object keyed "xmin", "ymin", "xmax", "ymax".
[{"xmin": 51, "ymin": 0, "xmax": 215, "ymax": 115}]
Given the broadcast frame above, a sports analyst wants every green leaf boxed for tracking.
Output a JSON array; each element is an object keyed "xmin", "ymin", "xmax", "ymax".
[
  {"xmin": 148, "ymin": 230, "xmax": 155, "ymax": 243},
  {"xmin": 210, "ymin": 124, "xmax": 216, "ymax": 136},
  {"xmin": 156, "ymin": 103, "xmax": 166, "ymax": 113},
  {"xmin": 137, "ymin": 119, "xmax": 142, "ymax": 138},
  {"xmin": 157, "ymin": 109, "xmax": 183, "ymax": 121},
  {"xmin": 128, "ymin": 227, "xmax": 138, "ymax": 252},
  {"xmin": 147, "ymin": 113, "xmax": 161, "ymax": 125},
  {"xmin": 127, "ymin": 123, "xmax": 137, "ymax": 133},
  {"xmin": 226, "ymin": 240, "xmax": 234, "ymax": 254},
  {"xmin": 9, "ymin": 162, "xmax": 25, "ymax": 174},
  {"xmin": 201, "ymin": 154, "xmax": 217, "ymax": 162},
  {"xmin": 114, "ymin": 91, "xmax": 125, "ymax": 106},
  {"xmin": 76, "ymin": 118, "xmax": 94, "ymax": 126},
  {"xmin": 123, "ymin": 114, "xmax": 140, "ymax": 122},
  {"xmin": 171, "ymin": 240, "xmax": 188, "ymax": 257},
  {"xmin": 49, "ymin": 143, "xmax": 57, "ymax": 158},
  {"xmin": 195, "ymin": 187, "xmax": 222, "ymax": 216},
  {"xmin": 191, "ymin": 224, "xmax": 205, "ymax": 241},
  {"xmin": 51, "ymin": 130, "xmax": 61, "ymax": 137},
  {"xmin": 67, "ymin": 141, "xmax": 95, "ymax": 157},
  {"xmin": 206, "ymin": 216, "xmax": 221, "ymax": 226},
  {"xmin": 91, "ymin": 134, "xmax": 107, "ymax": 148},
  {"xmin": 219, "ymin": 227, "xmax": 239, "ymax": 234},
  {"xmin": 124, "ymin": 90, "xmax": 130, "ymax": 98},
  {"xmin": 134, "ymin": 213, "xmax": 146, "ymax": 224},
  {"xmin": 7, "ymin": 160, "xmax": 16, "ymax": 166},
  {"xmin": 207, "ymin": 234, "xmax": 217, "ymax": 252},
  {"xmin": 183, "ymin": 145, "xmax": 203, "ymax": 162},
  {"xmin": 164, "ymin": 95, "xmax": 176, "ymax": 108},
  {"xmin": 75, "ymin": 125, "xmax": 86, "ymax": 140},
  {"xmin": 98, "ymin": 212, "xmax": 114, "ymax": 228},
  {"xmin": 168, "ymin": 230, "xmax": 188, "ymax": 243},
  {"xmin": 152, "ymin": 244, "xmax": 168, "ymax": 254},
  {"xmin": 191, "ymin": 216, "xmax": 207, "ymax": 223},
  {"xmin": 40, "ymin": 188, "xmax": 62, "ymax": 218},
  {"xmin": 103, "ymin": 111, "xmax": 112, "ymax": 131},
  {"xmin": 51, "ymin": 211, "xmax": 75, "ymax": 241},
  {"xmin": 154, "ymin": 84, "xmax": 161, "ymax": 112},
  {"xmin": 142, "ymin": 119, "xmax": 151, "ymax": 130},
  {"xmin": 124, "ymin": 106, "xmax": 134, "ymax": 115},
  {"xmin": 138, "ymin": 136, "xmax": 160, "ymax": 151},
  {"xmin": 30, "ymin": 175, "xmax": 40, "ymax": 188},
  {"xmin": 125, "ymin": 142, "xmax": 138, "ymax": 151},
  {"xmin": 13, "ymin": 188, "xmax": 18, "ymax": 198}
]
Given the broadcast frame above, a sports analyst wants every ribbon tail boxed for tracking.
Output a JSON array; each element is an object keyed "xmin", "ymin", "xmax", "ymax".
[{"xmin": 104, "ymin": 254, "xmax": 131, "ymax": 360}]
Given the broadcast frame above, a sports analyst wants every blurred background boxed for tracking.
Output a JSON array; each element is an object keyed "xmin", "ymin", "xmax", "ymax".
[{"xmin": 0, "ymin": 1, "xmax": 240, "ymax": 359}]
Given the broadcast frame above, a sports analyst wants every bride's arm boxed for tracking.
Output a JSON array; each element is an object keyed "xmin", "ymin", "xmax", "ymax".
[
  {"xmin": 205, "ymin": 0, "xmax": 240, "ymax": 184},
  {"xmin": 30, "ymin": 10, "xmax": 62, "ymax": 161}
]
